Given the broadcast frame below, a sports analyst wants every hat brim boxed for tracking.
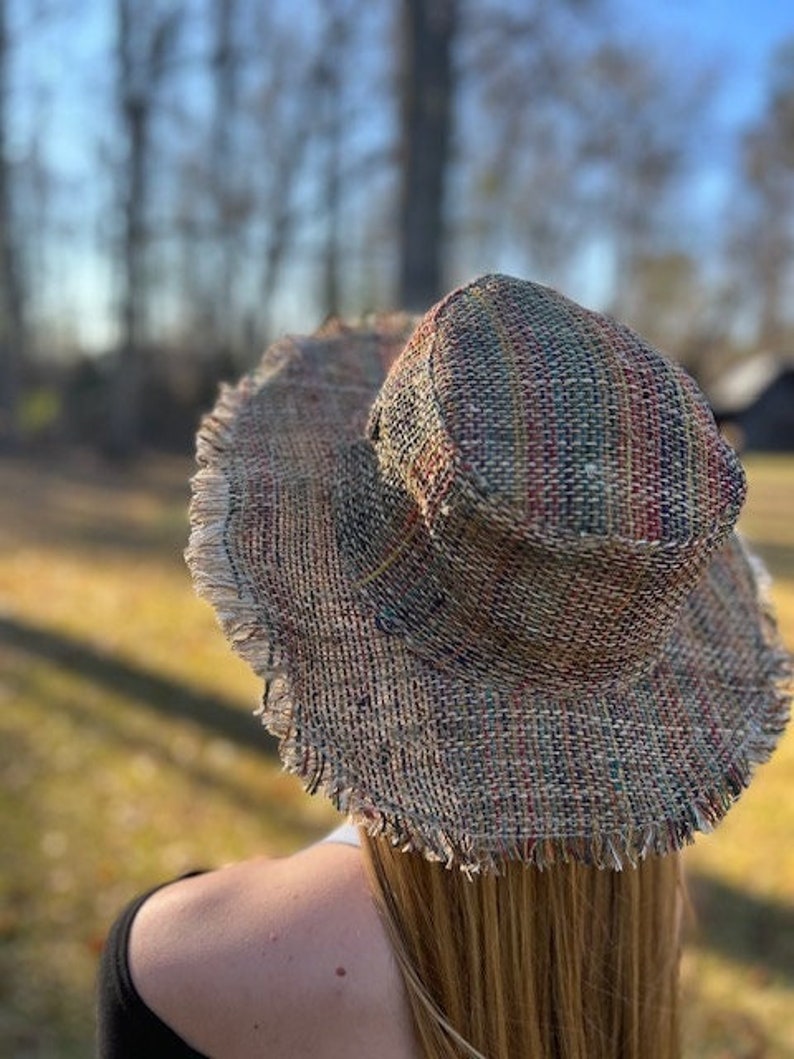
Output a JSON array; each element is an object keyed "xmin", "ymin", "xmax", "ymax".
[{"xmin": 186, "ymin": 322, "xmax": 791, "ymax": 872}]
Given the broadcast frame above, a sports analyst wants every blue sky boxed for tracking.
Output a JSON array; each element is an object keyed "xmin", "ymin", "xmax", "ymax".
[
  {"xmin": 619, "ymin": 0, "xmax": 794, "ymax": 124},
  {"xmin": 14, "ymin": 0, "xmax": 794, "ymax": 351},
  {"xmin": 23, "ymin": 1, "xmax": 794, "ymax": 194}
]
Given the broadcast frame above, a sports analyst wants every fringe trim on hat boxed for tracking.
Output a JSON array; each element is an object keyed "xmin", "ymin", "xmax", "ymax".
[
  {"xmin": 263, "ymin": 616, "xmax": 790, "ymax": 877},
  {"xmin": 270, "ymin": 574, "xmax": 789, "ymax": 875},
  {"xmin": 186, "ymin": 378, "xmax": 792, "ymax": 875},
  {"xmin": 186, "ymin": 377, "xmax": 288, "ymax": 685},
  {"xmin": 273, "ymin": 690, "xmax": 791, "ymax": 872}
]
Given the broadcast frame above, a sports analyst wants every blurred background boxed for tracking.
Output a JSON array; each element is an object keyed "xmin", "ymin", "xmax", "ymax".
[{"xmin": 0, "ymin": 1, "xmax": 792, "ymax": 1056}]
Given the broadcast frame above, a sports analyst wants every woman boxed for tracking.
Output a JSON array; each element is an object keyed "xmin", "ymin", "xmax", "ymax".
[{"xmin": 96, "ymin": 274, "xmax": 790, "ymax": 1058}]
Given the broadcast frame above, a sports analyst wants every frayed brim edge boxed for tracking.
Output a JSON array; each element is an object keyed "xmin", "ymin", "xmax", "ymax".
[
  {"xmin": 185, "ymin": 376, "xmax": 792, "ymax": 875},
  {"xmin": 186, "ymin": 374, "xmax": 289, "ymax": 687}
]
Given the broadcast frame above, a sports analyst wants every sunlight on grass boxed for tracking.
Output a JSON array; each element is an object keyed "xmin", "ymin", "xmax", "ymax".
[
  {"xmin": 679, "ymin": 454, "xmax": 794, "ymax": 1059},
  {"xmin": 0, "ymin": 452, "xmax": 792, "ymax": 1057},
  {"xmin": 0, "ymin": 455, "xmax": 338, "ymax": 1057}
]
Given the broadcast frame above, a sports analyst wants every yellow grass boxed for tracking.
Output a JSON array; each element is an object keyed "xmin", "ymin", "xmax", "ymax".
[
  {"xmin": 0, "ymin": 451, "xmax": 792, "ymax": 1057},
  {"xmin": 679, "ymin": 455, "xmax": 794, "ymax": 1059}
]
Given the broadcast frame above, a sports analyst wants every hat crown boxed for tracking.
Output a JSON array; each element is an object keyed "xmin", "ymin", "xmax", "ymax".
[
  {"xmin": 372, "ymin": 274, "xmax": 743, "ymax": 547},
  {"xmin": 351, "ymin": 275, "xmax": 746, "ymax": 691}
]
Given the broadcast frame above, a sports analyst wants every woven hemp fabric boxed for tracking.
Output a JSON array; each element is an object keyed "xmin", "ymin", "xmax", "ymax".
[{"xmin": 186, "ymin": 276, "xmax": 791, "ymax": 873}]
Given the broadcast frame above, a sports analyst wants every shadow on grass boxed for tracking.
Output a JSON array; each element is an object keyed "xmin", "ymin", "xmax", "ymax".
[
  {"xmin": 5, "ymin": 617, "xmax": 792, "ymax": 987},
  {"xmin": 0, "ymin": 614, "xmax": 326, "ymax": 843},
  {"xmin": 0, "ymin": 614, "xmax": 273, "ymax": 758},
  {"xmin": 688, "ymin": 873, "xmax": 794, "ymax": 984},
  {"xmin": 0, "ymin": 453, "xmax": 192, "ymax": 560}
]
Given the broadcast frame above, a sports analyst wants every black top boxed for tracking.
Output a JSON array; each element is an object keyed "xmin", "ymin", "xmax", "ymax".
[{"xmin": 95, "ymin": 873, "xmax": 209, "ymax": 1059}]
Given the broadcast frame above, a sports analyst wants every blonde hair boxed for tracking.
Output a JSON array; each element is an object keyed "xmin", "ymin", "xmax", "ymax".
[{"xmin": 363, "ymin": 834, "xmax": 682, "ymax": 1059}]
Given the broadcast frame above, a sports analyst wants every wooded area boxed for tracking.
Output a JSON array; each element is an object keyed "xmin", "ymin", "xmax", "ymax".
[{"xmin": 0, "ymin": 0, "xmax": 792, "ymax": 458}]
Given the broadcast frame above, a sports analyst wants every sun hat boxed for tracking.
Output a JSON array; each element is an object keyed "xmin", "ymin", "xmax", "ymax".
[{"xmin": 186, "ymin": 274, "xmax": 791, "ymax": 872}]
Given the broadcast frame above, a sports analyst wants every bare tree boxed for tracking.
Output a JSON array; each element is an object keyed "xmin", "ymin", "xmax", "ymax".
[
  {"xmin": 733, "ymin": 39, "xmax": 794, "ymax": 351},
  {"xmin": 574, "ymin": 44, "xmax": 713, "ymax": 323},
  {"xmin": 450, "ymin": 3, "xmax": 718, "ymax": 345},
  {"xmin": 398, "ymin": 0, "xmax": 459, "ymax": 310},
  {"xmin": 110, "ymin": 0, "xmax": 183, "ymax": 459},
  {"xmin": 317, "ymin": 3, "xmax": 350, "ymax": 319},
  {"xmin": 0, "ymin": 0, "xmax": 26, "ymax": 449},
  {"xmin": 448, "ymin": 1, "xmax": 603, "ymax": 282},
  {"xmin": 255, "ymin": 26, "xmax": 322, "ymax": 339},
  {"xmin": 209, "ymin": 0, "xmax": 242, "ymax": 353},
  {"xmin": 166, "ymin": 5, "xmax": 323, "ymax": 355},
  {"xmin": 0, "ymin": 0, "xmax": 767, "ymax": 459}
]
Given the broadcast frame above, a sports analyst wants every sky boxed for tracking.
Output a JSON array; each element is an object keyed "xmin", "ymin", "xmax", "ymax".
[
  {"xmin": 13, "ymin": 0, "xmax": 794, "ymax": 352},
  {"xmin": 621, "ymin": 0, "xmax": 794, "ymax": 124}
]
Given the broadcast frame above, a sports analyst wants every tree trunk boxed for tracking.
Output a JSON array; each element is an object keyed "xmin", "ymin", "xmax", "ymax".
[
  {"xmin": 259, "ymin": 53, "xmax": 317, "ymax": 340},
  {"xmin": 0, "ymin": 0, "xmax": 25, "ymax": 449},
  {"xmin": 398, "ymin": 0, "xmax": 458, "ymax": 311},
  {"xmin": 110, "ymin": 0, "xmax": 182, "ymax": 459},
  {"xmin": 110, "ymin": 0, "xmax": 148, "ymax": 460},
  {"xmin": 211, "ymin": 0, "xmax": 239, "ymax": 354},
  {"xmin": 115, "ymin": 100, "xmax": 148, "ymax": 459},
  {"xmin": 320, "ymin": 7, "xmax": 348, "ymax": 318}
]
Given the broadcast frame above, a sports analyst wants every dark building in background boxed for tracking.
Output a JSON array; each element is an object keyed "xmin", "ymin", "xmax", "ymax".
[
  {"xmin": 711, "ymin": 357, "xmax": 794, "ymax": 453},
  {"xmin": 736, "ymin": 369, "xmax": 794, "ymax": 451}
]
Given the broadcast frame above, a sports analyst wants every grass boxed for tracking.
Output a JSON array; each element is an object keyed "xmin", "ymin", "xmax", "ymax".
[
  {"xmin": 680, "ymin": 455, "xmax": 794, "ymax": 1059},
  {"xmin": 0, "ymin": 450, "xmax": 792, "ymax": 1058}
]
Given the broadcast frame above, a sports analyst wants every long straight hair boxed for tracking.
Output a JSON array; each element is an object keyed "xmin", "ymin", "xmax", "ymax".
[{"xmin": 362, "ymin": 834, "xmax": 682, "ymax": 1059}]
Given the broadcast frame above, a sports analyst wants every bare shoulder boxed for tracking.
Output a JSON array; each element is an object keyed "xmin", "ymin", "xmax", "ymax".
[{"xmin": 129, "ymin": 839, "xmax": 415, "ymax": 1059}]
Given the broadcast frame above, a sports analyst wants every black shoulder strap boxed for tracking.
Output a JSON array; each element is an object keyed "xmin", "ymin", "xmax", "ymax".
[{"xmin": 95, "ymin": 873, "xmax": 209, "ymax": 1059}]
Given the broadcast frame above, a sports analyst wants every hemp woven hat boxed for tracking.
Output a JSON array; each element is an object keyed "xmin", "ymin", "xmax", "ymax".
[{"xmin": 187, "ymin": 273, "xmax": 791, "ymax": 872}]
